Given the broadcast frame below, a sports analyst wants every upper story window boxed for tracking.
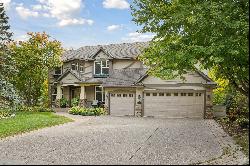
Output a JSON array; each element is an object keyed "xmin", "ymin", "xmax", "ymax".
[
  {"xmin": 54, "ymin": 67, "xmax": 62, "ymax": 75},
  {"xmin": 94, "ymin": 60, "xmax": 109, "ymax": 77},
  {"xmin": 72, "ymin": 62, "xmax": 81, "ymax": 71}
]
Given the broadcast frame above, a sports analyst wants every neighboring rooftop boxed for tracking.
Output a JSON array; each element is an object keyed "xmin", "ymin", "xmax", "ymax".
[{"xmin": 61, "ymin": 42, "xmax": 150, "ymax": 62}]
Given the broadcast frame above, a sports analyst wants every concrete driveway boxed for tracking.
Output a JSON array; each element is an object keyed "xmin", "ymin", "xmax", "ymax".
[{"xmin": 0, "ymin": 113, "xmax": 248, "ymax": 165}]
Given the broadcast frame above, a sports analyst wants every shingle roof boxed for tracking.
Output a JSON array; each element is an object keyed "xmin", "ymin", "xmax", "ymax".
[
  {"xmin": 102, "ymin": 68, "xmax": 148, "ymax": 87},
  {"xmin": 61, "ymin": 42, "xmax": 149, "ymax": 62}
]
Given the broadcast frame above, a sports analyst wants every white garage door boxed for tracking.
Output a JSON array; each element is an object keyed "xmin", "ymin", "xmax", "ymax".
[
  {"xmin": 109, "ymin": 92, "xmax": 135, "ymax": 116},
  {"xmin": 144, "ymin": 91, "xmax": 204, "ymax": 118}
]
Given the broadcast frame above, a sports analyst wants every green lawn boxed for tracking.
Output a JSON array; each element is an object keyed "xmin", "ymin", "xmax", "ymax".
[{"xmin": 0, "ymin": 112, "xmax": 73, "ymax": 139}]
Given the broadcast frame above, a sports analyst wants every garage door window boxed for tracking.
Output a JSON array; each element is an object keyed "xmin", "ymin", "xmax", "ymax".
[
  {"xmin": 174, "ymin": 93, "xmax": 178, "ymax": 96},
  {"xmin": 111, "ymin": 94, "xmax": 115, "ymax": 97},
  {"xmin": 199, "ymin": 93, "xmax": 202, "ymax": 96},
  {"xmin": 159, "ymin": 93, "xmax": 164, "ymax": 96},
  {"xmin": 153, "ymin": 93, "xmax": 157, "ymax": 96},
  {"xmin": 117, "ymin": 94, "xmax": 121, "ymax": 97},
  {"xmin": 123, "ymin": 94, "xmax": 127, "ymax": 97},
  {"xmin": 196, "ymin": 93, "xmax": 199, "ymax": 96},
  {"xmin": 129, "ymin": 94, "xmax": 134, "ymax": 97},
  {"xmin": 146, "ymin": 93, "xmax": 150, "ymax": 96},
  {"xmin": 188, "ymin": 93, "xmax": 193, "ymax": 96},
  {"xmin": 181, "ymin": 93, "xmax": 187, "ymax": 96},
  {"xmin": 166, "ymin": 93, "xmax": 171, "ymax": 96}
]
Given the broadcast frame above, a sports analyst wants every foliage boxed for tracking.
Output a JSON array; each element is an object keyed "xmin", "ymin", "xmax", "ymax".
[
  {"xmin": 0, "ymin": 111, "xmax": 73, "ymax": 138},
  {"xmin": 0, "ymin": 109, "xmax": 13, "ymax": 119},
  {"xmin": 10, "ymin": 32, "xmax": 63, "ymax": 106},
  {"xmin": 208, "ymin": 67, "xmax": 229, "ymax": 105},
  {"xmin": 17, "ymin": 105, "xmax": 54, "ymax": 112},
  {"xmin": 131, "ymin": 0, "xmax": 249, "ymax": 96},
  {"xmin": 71, "ymin": 97, "xmax": 80, "ymax": 107},
  {"xmin": 0, "ymin": 4, "xmax": 21, "ymax": 109},
  {"xmin": 224, "ymin": 91, "xmax": 249, "ymax": 128},
  {"xmin": 68, "ymin": 106, "xmax": 106, "ymax": 116},
  {"xmin": 59, "ymin": 98, "xmax": 68, "ymax": 108}
]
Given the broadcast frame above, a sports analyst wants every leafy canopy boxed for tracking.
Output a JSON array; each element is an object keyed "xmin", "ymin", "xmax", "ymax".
[
  {"xmin": 11, "ymin": 32, "xmax": 63, "ymax": 106},
  {"xmin": 131, "ymin": 0, "xmax": 249, "ymax": 96},
  {"xmin": 0, "ymin": 3, "xmax": 21, "ymax": 109}
]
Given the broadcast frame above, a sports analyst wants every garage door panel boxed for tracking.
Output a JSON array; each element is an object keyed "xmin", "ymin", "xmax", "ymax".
[
  {"xmin": 110, "ymin": 92, "xmax": 135, "ymax": 116},
  {"xmin": 144, "ymin": 91, "xmax": 204, "ymax": 118}
]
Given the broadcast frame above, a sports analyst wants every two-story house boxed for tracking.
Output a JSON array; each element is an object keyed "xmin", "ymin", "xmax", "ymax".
[{"xmin": 49, "ymin": 42, "xmax": 216, "ymax": 118}]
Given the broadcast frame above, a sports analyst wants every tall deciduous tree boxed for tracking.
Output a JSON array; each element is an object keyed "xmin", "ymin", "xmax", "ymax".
[
  {"xmin": 11, "ymin": 32, "xmax": 63, "ymax": 106},
  {"xmin": 131, "ymin": 0, "xmax": 249, "ymax": 96},
  {"xmin": 0, "ymin": 3, "xmax": 20, "ymax": 109}
]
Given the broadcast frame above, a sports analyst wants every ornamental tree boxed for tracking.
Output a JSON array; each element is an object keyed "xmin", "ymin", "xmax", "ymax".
[{"xmin": 11, "ymin": 32, "xmax": 63, "ymax": 106}]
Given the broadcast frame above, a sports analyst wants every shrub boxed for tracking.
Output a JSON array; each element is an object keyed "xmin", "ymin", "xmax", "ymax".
[
  {"xmin": 68, "ymin": 107, "xmax": 106, "ymax": 116},
  {"xmin": 71, "ymin": 97, "xmax": 80, "ymax": 107},
  {"xmin": 60, "ymin": 98, "xmax": 68, "ymax": 108},
  {"xmin": 0, "ymin": 109, "xmax": 13, "ymax": 119},
  {"xmin": 68, "ymin": 106, "xmax": 82, "ymax": 115},
  {"xmin": 236, "ymin": 117, "xmax": 249, "ymax": 128}
]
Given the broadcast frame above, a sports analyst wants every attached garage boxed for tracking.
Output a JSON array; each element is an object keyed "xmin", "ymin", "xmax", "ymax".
[
  {"xmin": 109, "ymin": 92, "xmax": 135, "ymax": 116},
  {"xmin": 143, "ymin": 90, "xmax": 205, "ymax": 118}
]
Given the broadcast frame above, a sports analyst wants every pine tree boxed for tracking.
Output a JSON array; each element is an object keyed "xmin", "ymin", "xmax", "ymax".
[{"xmin": 0, "ymin": 3, "xmax": 20, "ymax": 109}]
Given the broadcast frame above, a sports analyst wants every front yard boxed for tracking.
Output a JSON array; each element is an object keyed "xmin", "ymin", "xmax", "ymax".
[{"xmin": 0, "ymin": 112, "xmax": 73, "ymax": 139}]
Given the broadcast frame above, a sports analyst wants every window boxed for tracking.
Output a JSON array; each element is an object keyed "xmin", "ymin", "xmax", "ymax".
[
  {"xmin": 146, "ymin": 93, "xmax": 150, "ymax": 96},
  {"xmin": 174, "ymin": 93, "xmax": 178, "ymax": 96},
  {"xmin": 188, "ymin": 93, "xmax": 193, "ymax": 96},
  {"xmin": 52, "ymin": 87, "xmax": 57, "ymax": 102},
  {"xmin": 95, "ymin": 86, "xmax": 105, "ymax": 102},
  {"xmin": 129, "ymin": 94, "xmax": 134, "ymax": 97},
  {"xmin": 153, "ymin": 93, "xmax": 157, "ymax": 96},
  {"xmin": 159, "ymin": 93, "xmax": 164, "ymax": 96},
  {"xmin": 123, "ymin": 94, "xmax": 127, "ymax": 97},
  {"xmin": 79, "ymin": 65, "xmax": 84, "ymax": 72},
  {"xmin": 166, "ymin": 93, "xmax": 171, "ymax": 96},
  {"xmin": 71, "ymin": 63, "xmax": 76, "ymax": 70},
  {"xmin": 94, "ymin": 60, "xmax": 109, "ymax": 76},
  {"xmin": 54, "ymin": 67, "xmax": 62, "ymax": 75},
  {"xmin": 111, "ymin": 94, "xmax": 115, "ymax": 97},
  {"xmin": 207, "ymin": 95, "xmax": 211, "ymax": 100},
  {"xmin": 199, "ymin": 93, "xmax": 202, "ymax": 96},
  {"xmin": 196, "ymin": 93, "xmax": 199, "ymax": 96},
  {"xmin": 181, "ymin": 93, "xmax": 187, "ymax": 96},
  {"xmin": 117, "ymin": 94, "xmax": 121, "ymax": 97}
]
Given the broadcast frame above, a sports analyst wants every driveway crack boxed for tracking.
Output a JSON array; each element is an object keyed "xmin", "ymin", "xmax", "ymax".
[{"xmin": 129, "ymin": 127, "xmax": 159, "ymax": 161}]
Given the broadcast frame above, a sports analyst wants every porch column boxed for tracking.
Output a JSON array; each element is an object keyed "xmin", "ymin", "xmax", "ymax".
[
  {"xmin": 55, "ymin": 84, "xmax": 62, "ymax": 108},
  {"xmin": 56, "ymin": 85, "xmax": 62, "ymax": 99},
  {"xmin": 79, "ymin": 85, "xmax": 87, "ymax": 107}
]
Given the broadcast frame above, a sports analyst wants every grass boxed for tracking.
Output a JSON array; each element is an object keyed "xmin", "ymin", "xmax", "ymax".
[
  {"xmin": 0, "ymin": 111, "xmax": 73, "ymax": 139},
  {"xmin": 216, "ymin": 118, "xmax": 249, "ymax": 156}
]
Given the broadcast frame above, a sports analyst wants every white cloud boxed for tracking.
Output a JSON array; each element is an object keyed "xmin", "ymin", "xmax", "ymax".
[
  {"xmin": 122, "ymin": 32, "xmax": 155, "ymax": 42},
  {"xmin": 39, "ymin": 0, "xmax": 83, "ymax": 20},
  {"xmin": 103, "ymin": 0, "xmax": 129, "ymax": 9},
  {"xmin": 13, "ymin": 0, "xmax": 93, "ymax": 27},
  {"xmin": 13, "ymin": 34, "xmax": 29, "ymax": 41},
  {"xmin": 32, "ymin": 4, "xmax": 43, "ymax": 10},
  {"xmin": 58, "ymin": 18, "xmax": 94, "ymax": 27},
  {"xmin": 107, "ymin": 24, "xmax": 123, "ymax": 31},
  {"xmin": 0, "ymin": 0, "xmax": 11, "ymax": 10},
  {"xmin": 15, "ymin": 4, "xmax": 39, "ymax": 19}
]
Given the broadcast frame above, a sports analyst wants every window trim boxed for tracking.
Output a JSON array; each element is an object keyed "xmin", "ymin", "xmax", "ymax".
[
  {"xmin": 95, "ymin": 85, "xmax": 104, "ymax": 102},
  {"xmin": 94, "ymin": 60, "xmax": 109, "ymax": 75}
]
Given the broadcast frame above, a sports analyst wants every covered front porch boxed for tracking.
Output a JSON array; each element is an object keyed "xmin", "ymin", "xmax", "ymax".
[{"xmin": 54, "ymin": 83, "xmax": 105, "ymax": 108}]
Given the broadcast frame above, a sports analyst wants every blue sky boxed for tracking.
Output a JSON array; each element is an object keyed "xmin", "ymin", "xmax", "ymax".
[{"xmin": 1, "ymin": 0, "xmax": 154, "ymax": 48}]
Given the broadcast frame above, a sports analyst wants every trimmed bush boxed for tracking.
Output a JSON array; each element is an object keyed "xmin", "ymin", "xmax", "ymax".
[
  {"xmin": 60, "ymin": 98, "xmax": 68, "ymax": 108},
  {"xmin": 71, "ymin": 97, "xmax": 80, "ymax": 107},
  {"xmin": 68, "ymin": 106, "xmax": 106, "ymax": 116}
]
